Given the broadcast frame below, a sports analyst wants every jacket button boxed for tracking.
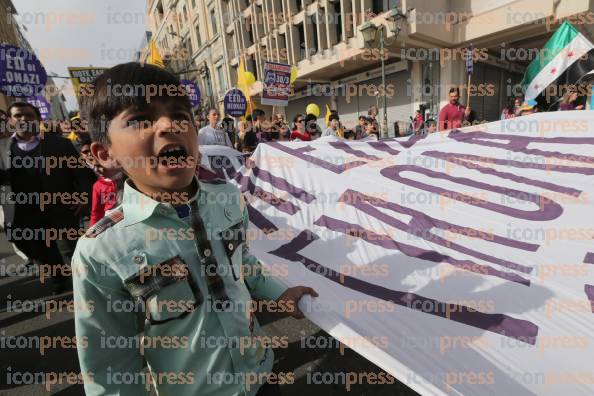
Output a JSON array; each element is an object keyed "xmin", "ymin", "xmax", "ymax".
[
  {"xmin": 228, "ymin": 243, "xmax": 234, "ymax": 251},
  {"xmin": 204, "ymin": 249, "xmax": 211, "ymax": 257},
  {"xmin": 133, "ymin": 255, "xmax": 144, "ymax": 264},
  {"xmin": 224, "ymin": 208, "xmax": 232, "ymax": 219}
]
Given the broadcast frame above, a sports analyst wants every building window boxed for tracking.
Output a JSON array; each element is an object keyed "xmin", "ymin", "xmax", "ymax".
[
  {"xmin": 191, "ymin": 0, "xmax": 196, "ymax": 8},
  {"xmin": 333, "ymin": 1, "xmax": 342, "ymax": 42},
  {"xmin": 310, "ymin": 14, "xmax": 318, "ymax": 54},
  {"xmin": 297, "ymin": 22, "xmax": 305, "ymax": 60},
  {"xmin": 217, "ymin": 65, "xmax": 226, "ymax": 92},
  {"xmin": 195, "ymin": 26, "xmax": 202, "ymax": 48},
  {"xmin": 210, "ymin": 8, "xmax": 218, "ymax": 36},
  {"xmin": 372, "ymin": 0, "xmax": 402, "ymax": 14},
  {"xmin": 247, "ymin": 17, "xmax": 254, "ymax": 46}
]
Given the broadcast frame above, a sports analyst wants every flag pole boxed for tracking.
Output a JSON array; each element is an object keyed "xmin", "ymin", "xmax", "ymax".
[{"xmin": 466, "ymin": 43, "xmax": 473, "ymax": 109}]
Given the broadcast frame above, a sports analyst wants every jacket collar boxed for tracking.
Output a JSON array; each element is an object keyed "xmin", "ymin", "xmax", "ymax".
[{"xmin": 120, "ymin": 178, "xmax": 200, "ymax": 227}]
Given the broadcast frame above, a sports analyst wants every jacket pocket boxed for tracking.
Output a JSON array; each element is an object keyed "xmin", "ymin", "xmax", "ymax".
[{"xmin": 123, "ymin": 255, "xmax": 202, "ymax": 324}]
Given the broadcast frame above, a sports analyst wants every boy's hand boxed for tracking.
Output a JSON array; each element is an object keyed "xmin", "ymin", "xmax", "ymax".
[{"xmin": 277, "ymin": 286, "xmax": 319, "ymax": 319}]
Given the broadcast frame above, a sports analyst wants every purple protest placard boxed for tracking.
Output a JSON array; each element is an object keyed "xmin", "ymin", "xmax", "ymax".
[
  {"xmin": 180, "ymin": 79, "xmax": 201, "ymax": 108},
  {"xmin": 0, "ymin": 44, "xmax": 47, "ymax": 97},
  {"xmin": 25, "ymin": 95, "xmax": 51, "ymax": 120},
  {"xmin": 224, "ymin": 88, "xmax": 247, "ymax": 117}
]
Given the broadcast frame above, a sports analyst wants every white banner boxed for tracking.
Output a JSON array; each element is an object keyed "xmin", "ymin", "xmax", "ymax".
[{"xmin": 203, "ymin": 111, "xmax": 594, "ymax": 395}]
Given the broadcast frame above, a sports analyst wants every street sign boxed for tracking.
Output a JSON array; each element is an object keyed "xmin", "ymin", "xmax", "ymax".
[
  {"xmin": 26, "ymin": 95, "xmax": 51, "ymax": 120},
  {"xmin": 261, "ymin": 61, "xmax": 291, "ymax": 107},
  {"xmin": 224, "ymin": 88, "xmax": 247, "ymax": 117},
  {"xmin": 180, "ymin": 79, "xmax": 201, "ymax": 108},
  {"xmin": 0, "ymin": 44, "xmax": 47, "ymax": 97}
]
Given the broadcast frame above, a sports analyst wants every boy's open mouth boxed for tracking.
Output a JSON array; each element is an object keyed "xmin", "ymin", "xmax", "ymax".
[{"xmin": 156, "ymin": 144, "xmax": 189, "ymax": 168}]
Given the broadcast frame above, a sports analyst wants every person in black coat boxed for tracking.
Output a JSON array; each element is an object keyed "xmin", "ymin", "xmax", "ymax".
[{"xmin": 0, "ymin": 102, "xmax": 96, "ymax": 293}]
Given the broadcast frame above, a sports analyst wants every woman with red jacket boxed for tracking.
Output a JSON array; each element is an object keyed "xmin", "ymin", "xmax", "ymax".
[{"xmin": 290, "ymin": 114, "xmax": 311, "ymax": 141}]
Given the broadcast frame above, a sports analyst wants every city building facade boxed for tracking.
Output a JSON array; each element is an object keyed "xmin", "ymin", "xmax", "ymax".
[{"xmin": 143, "ymin": 0, "xmax": 594, "ymax": 135}]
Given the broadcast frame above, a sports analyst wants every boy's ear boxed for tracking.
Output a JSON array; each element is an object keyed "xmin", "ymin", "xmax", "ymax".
[{"xmin": 91, "ymin": 142, "xmax": 119, "ymax": 170}]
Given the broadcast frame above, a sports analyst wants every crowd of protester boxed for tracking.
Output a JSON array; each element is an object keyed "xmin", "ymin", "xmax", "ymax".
[
  {"xmin": 192, "ymin": 104, "xmax": 385, "ymax": 152},
  {"xmin": 0, "ymin": 81, "xmax": 589, "ymax": 296}
]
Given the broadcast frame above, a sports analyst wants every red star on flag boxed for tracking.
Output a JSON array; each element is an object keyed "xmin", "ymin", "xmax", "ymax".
[
  {"xmin": 551, "ymin": 68, "xmax": 557, "ymax": 74},
  {"xmin": 567, "ymin": 51, "xmax": 574, "ymax": 57}
]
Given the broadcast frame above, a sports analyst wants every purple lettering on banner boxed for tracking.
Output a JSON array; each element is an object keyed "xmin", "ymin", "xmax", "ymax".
[
  {"xmin": 251, "ymin": 167, "xmax": 316, "ymax": 203},
  {"xmin": 246, "ymin": 204, "xmax": 278, "ymax": 234},
  {"xmin": 381, "ymin": 165, "xmax": 563, "ymax": 221},
  {"xmin": 584, "ymin": 253, "xmax": 594, "ymax": 265},
  {"xmin": 366, "ymin": 141, "xmax": 401, "ymax": 156},
  {"xmin": 329, "ymin": 141, "xmax": 381, "ymax": 160},
  {"xmin": 585, "ymin": 285, "xmax": 594, "ymax": 313},
  {"xmin": 340, "ymin": 189, "xmax": 537, "ymax": 270},
  {"xmin": 423, "ymin": 151, "xmax": 585, "ymax": 195},
  {"xmin": 314, "ymin": 215, "xmax": 530, "ymax": 285},
  {"xmin": 268, "ymin": 142, "xmax": 367, "ymax": 174},
  {"xmin": 269, "ymin": 230, "xmax": 538, "ymax": 344},
  {"xmin": 448, "ymin": 130, "xmax": 594, "ymax": 165},
  {"xmin": 382, "ymin": 135, "xmax": 425, "ymax": 148},
  {"xmin": 235, "ymin": 173, "xmax": 300, "ymax": 215}
]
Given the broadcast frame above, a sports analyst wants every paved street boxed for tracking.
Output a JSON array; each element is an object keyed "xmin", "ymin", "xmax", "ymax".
[{"xmin": 0, "ymin": 230, "xmax": 417, "ymax": 396}]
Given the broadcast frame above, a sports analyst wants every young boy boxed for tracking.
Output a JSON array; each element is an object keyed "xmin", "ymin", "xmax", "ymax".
[{"xmin": 74, "ymin": 62, "xmax": 317, "ymax": 395}]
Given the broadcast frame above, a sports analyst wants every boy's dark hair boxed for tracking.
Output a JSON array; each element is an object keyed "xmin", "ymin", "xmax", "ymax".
[
  {"xmin": 358, "ymin": 115, "xmax": 366, "ymax": 121},
  {"xmin": 425, "ymin": 119, "xmax": 436, "ymax": 127},
  {"xmin": 81, "ymin": 62, "xmax": 191, "ymax": 145},
  {"xmin": 449, "ymin": 87, "xmax": 460, "ymax": 95},
  {"xmin": 8, "ymin": 102, "xmax": 41, "ymax": 120},
  {"xmin": 329, "ymin": 114, "xmax": 339, "ymax": 122},
  {"xmin": 245, "ymin": 115, "xmax": 253, "ymax": 122}
]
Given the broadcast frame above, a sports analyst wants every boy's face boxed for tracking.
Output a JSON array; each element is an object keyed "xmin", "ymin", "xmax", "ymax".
[{"xmin": 97, "ymin": 101, "xmax": 198, "ymax": 196}]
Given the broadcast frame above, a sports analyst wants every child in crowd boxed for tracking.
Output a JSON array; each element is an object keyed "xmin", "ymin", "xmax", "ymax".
[
  {"xmin": 73, "ymin": 62, "xmax": 317, "ymax": 396},
  {"xmin": 89, "ymin": 167, "xmax": 123, "ymax": 226}
]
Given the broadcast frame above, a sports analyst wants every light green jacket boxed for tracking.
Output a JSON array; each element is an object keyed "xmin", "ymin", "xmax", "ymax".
[{"xmin": 72, "ymin": 178, "xmax": 287, "ymax": 396}]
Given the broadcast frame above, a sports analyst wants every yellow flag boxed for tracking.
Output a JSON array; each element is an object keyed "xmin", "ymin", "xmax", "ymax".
[
  {"xmin": 325, "ymin": 104, "xmax": 331, "ymax": 127},
  {"xmin": 237, "ymin": 57, "xmax": 254, "ymax": 115},
  {"xmin": 237, "ymin": 57, "xmax": 251, "ymax": 98},
  {"xmin": 148, "ymin": 40, "xmax": 165, "ymax": 68}
]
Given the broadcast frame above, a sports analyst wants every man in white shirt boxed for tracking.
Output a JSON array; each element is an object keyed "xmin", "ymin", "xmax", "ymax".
[{"xmin": 198, "ymin": 108, "xmax": 232, "ymax": 147}]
